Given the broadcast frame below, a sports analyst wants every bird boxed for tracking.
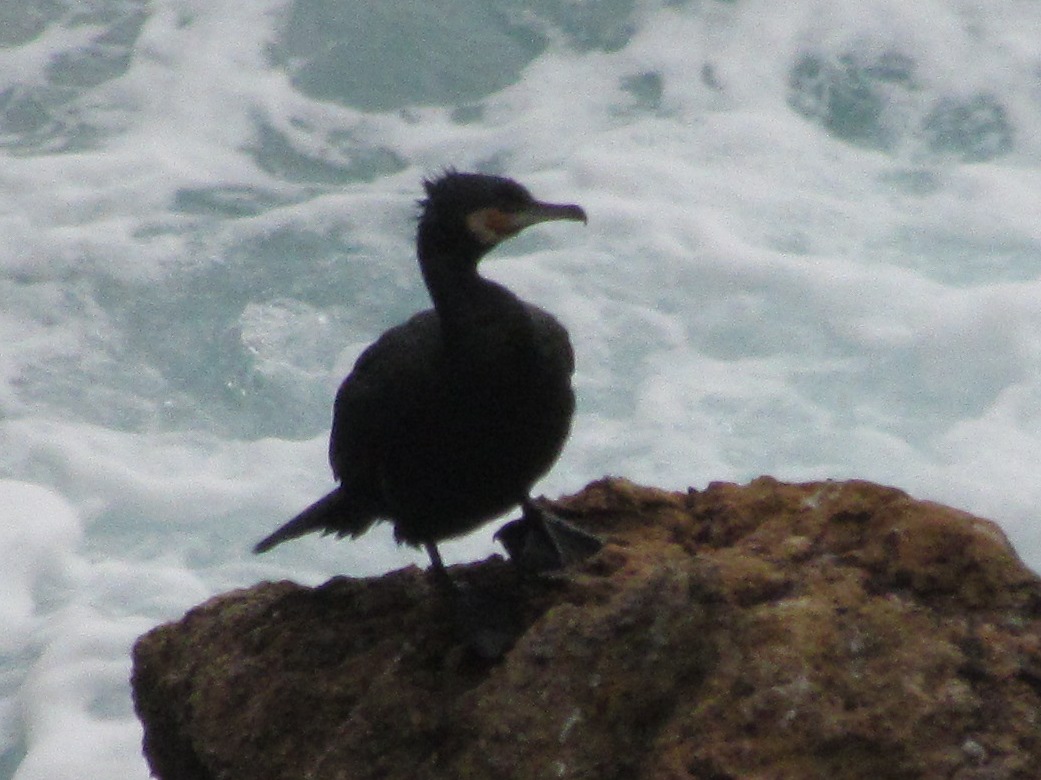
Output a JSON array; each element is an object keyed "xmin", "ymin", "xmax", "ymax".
[{"xmin": 253, "ymin": 171, "xmax": 589, "ymax": 586}]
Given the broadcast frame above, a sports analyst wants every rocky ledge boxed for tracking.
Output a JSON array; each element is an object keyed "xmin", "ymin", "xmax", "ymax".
[{"xmin": 132, "ymin": 477, "xmax": 1041, "ymax": 779}]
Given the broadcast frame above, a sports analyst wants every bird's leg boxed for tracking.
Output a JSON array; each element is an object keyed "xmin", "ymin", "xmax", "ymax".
[
  {"xmin": 425, "ymin": 542, "xmax": 459, "ymax": 594},
  {"xmin": 425, "ymin": 540, "xmax": 519, "ymax": 659},
  {"xmin": 495, "ymin": 497, "xmax": 603, "ymax": 574}
]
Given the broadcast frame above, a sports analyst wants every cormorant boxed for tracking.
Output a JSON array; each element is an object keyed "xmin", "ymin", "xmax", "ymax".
[{"xmin": 253, "ymin": 171, "xmax": 590, "ymax": 583}]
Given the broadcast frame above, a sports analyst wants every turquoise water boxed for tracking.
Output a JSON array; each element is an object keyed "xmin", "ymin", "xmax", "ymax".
[{"xmin": 3, "ymin": 1, "xmax": 1041, "ymax": 776}]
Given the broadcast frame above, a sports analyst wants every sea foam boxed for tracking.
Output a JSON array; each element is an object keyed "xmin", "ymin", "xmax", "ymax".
[{"xmin": 3, "ymin": 1, "xmax": 1041, "ymax": 777}]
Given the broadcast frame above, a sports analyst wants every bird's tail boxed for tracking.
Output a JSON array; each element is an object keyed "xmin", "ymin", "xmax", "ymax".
[{"xmin": 253, "ymin": 489, "xmax": 372, "ymax": 554}]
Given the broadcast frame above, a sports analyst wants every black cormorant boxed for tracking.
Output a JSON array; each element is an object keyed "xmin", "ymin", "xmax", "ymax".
[{"xmin": 253, "ymin": 171, "xmax": 589, "ymax": 583}]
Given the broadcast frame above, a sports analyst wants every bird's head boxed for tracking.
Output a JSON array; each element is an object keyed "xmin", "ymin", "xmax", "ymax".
[{"xmin": 418, "ymin": 171, "xmax": 586, "ymax": 263}]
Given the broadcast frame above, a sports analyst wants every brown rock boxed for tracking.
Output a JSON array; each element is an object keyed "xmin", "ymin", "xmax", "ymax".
[{"xmin": 131, "ymin": 477, "xmax": 1041, "ymax": 780}]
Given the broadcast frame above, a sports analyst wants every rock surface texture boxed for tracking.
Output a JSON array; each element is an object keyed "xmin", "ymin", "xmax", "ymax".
[{"xmin": 132, "ymin": 477, "xmax": 1041, "ymax": 780}]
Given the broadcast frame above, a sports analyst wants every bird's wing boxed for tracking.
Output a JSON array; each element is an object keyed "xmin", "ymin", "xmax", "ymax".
[{"xmin": 328, "ymin": 310, "xmax": 446, "ymax": 484}]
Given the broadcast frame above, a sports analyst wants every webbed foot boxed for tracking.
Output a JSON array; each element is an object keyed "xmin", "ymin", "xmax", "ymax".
[{"xmin": 495, "ymin": 498, "xmax": 603, "ymax": 574}]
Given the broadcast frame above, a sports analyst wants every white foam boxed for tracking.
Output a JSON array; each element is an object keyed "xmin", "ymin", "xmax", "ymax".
[
  {"xmin": 0, "ymin": 482, "xmax": 82, "ymax": 654},
  {"xmin": 14, "ymin": 607, "xmax": 152, "ymax": 780}
]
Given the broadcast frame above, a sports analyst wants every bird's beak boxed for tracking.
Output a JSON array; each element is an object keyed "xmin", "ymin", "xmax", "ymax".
[{"xmin": 514, "ymin": 201, "xmax": 588, "ymax": 230}]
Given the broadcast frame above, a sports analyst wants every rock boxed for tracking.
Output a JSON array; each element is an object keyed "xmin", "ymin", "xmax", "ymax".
[{"xmin": 131, "ymin": 477, "xmax": 1041, "ymax": 780}]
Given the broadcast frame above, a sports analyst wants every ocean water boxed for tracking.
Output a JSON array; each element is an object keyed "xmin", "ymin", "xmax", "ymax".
[{"xmin": 2, "ymin": 0, "xmax": 1041, "ymax": 776}]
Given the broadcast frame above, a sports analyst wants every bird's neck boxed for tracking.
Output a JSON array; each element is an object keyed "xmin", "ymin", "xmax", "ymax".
[{"xmin": 417, "ymin": 227, "xmax": 513, "ymax": 334}]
